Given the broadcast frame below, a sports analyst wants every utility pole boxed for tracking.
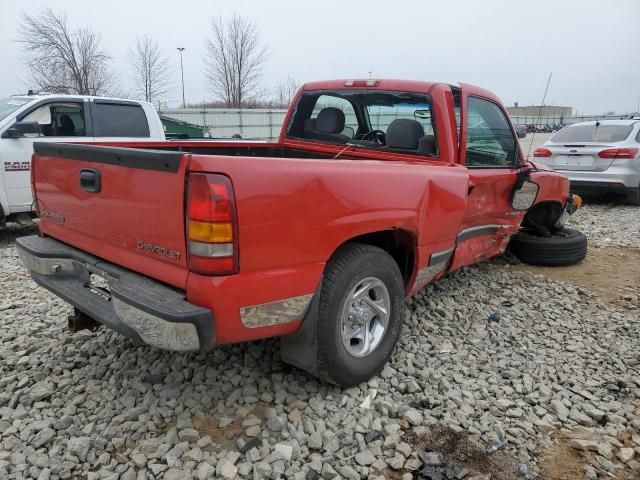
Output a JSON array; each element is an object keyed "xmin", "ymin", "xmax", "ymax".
[{"xmin": 177, "ymin": 47, "xmax": 186, "ymax": 108}]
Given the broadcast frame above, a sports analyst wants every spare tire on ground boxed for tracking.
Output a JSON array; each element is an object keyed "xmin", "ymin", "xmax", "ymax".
[{"xmin": 508, "ymin": 228, "xmax": 587, "ymax": 266}]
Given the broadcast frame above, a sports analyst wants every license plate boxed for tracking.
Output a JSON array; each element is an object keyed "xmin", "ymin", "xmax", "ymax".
[{"xmin": 555, "ymin": 155, "xmax": 592, "ymax": 167}]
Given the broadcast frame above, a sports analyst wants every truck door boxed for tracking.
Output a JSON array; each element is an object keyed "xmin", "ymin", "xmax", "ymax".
[
  {"xmin": 449, "ymin": 94, "xmax": 523, "ymax": 271},
  {"xmin": 1, "ymin": 100, "xmax": 91, "ymax": 214}
]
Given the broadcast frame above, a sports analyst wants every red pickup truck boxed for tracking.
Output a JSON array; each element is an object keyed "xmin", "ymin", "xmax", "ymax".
[{"xmin": 16, "ymin": 79, "xmax": 585, "ymax": 387}]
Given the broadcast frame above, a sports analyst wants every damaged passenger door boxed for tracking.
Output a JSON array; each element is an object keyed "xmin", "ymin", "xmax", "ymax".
[{"xmin": 449, "ymin": 93, "xmax": 524, "ymax": 271}]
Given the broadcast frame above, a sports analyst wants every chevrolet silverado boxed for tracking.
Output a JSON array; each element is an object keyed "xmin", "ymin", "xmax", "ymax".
[{"xmin": 16, "ymin": 79, "xmax": 585, "ymax": 387}]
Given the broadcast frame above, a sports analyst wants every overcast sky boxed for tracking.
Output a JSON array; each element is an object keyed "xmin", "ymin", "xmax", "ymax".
[{"xmin": 1, "ymin": 0, "xmax": 639, "ymax": 114}]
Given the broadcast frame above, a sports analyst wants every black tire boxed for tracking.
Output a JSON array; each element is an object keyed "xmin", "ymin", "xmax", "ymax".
[
  {"xmin": 508, "ymin": 228, "xmax": 587, "ymax": 266},
  {"xmin": 316, "ymin": 243, "xmax": 405, "ymax": 387},
  {"xmin": 626, "ymin": 187, "xmax": 640, "ymax": 206}
]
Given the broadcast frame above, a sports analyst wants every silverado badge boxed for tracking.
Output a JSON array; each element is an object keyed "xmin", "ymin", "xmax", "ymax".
[{"xmin": 136, "ymin": 241, "xmax": 181, "ymax": 260}]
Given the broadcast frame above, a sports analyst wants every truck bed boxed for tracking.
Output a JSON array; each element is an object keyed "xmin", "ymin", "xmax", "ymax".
[{"xmin": 30, "ymin": 140, "xmax": 469, "ymax": 343}]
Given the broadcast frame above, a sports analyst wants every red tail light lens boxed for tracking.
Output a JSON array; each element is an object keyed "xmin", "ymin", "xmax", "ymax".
[
  {"xmin": 187, "ymin": 173, "xmax": 238, "ymax": 275},
  {"xmin": 533, "ymin": 148, "xmax": 552, "ymax": 158},
  {"xmin": 598, "ymin": 148, "xmax": 639, "ymax": 159}
]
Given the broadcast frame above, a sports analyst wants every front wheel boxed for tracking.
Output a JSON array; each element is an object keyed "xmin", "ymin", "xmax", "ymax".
[
  {"xmin": 508, "ymin": 227, "xmax": 587, "ymax": 266},
  {"xmin": 316, "ymin": 243, "xmax": 405, "ymax": 387}
]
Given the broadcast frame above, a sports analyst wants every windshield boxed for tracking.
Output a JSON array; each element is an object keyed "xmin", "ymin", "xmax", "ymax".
[
  {"xmin": 0, "ymin": 97, "xmax": 30, "ymax": 123},
  {"xmin": 551, "ymin": 124, "xmax": 633, "ymax": 143}
]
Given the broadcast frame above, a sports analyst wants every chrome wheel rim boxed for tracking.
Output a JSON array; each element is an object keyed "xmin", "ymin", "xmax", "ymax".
[{"xmin": 340, "ymin": 276, "xmax": 390, "ymax": 358}]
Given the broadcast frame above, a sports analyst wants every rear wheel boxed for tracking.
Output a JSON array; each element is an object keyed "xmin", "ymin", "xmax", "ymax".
[
  {"xmin": 316, "ymin": 243, "xmax": 405, "ymax": 387},
  {"xmin": 508, "ymin": 228, "xmax": 587, "ymax": 266},
  {"xmin": 626, "ymin": 187, "xmax": 640, "ymax": 206}
]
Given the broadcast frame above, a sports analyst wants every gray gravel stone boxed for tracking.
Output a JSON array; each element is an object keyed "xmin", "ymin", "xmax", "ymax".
[
  {"xmin": 617, "ymin": 447, "xmax": 635, "ymax": 463},
  {"xmin": 355, "ymin": 449, "xmax": 376, "ymax": 466},
  {"xmin": 267, "ymin": 415, "xmax": 285, "ymax": 432},
  {"xmin": 403, "ymin": 409, "xmax": 423, "ymax": 426},
  {"xmin": 178, "ymin": 428, "xmax": 200, "ymax": 443},
  {"xmin": 419, "ymin": 451, "xmax": 445, "ymax": 466},
  {"xmin": 31, "ymin": 428, "xmax": 55, "ymax": 448},
  {"xmin": 219, "ymin": 462, "xmax": 237, "ymax": 479},
  {"xmin": 338, "ymin": 465, "xmax": 360, "ymax": 480},
  {"xmin": 164, "ymin": 468, "xmax": 192, "ymax": 480},
  {"xmin": 66, "ymin": 437, "xmax": 91, "ymax": 462},
  {"xmin": 253, "ymin": 461, "xmax": 271, "ymax": 478}
]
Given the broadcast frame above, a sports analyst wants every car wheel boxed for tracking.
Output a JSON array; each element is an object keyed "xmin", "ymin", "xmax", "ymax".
[
  {"xmin": 626, "ymin": 187, "xmax": 640, "ymax": 206},
  {"xmin": 508, "ymin": 228, "xmax": 587, "ymax": 266},
  {"xmin": 316, "ymin": 243, "xmax": 405, "ymax": 387}
]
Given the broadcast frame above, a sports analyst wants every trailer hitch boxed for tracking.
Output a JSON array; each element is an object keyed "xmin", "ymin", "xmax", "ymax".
[{"xmin": 68, "ymin": 308, "xmax": 101, "ymax": 333}]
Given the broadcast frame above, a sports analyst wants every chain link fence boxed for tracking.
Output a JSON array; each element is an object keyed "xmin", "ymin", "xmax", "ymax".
[{"xmin": 159, "ymin": 108, "xmax": 288, "ymax": 139}]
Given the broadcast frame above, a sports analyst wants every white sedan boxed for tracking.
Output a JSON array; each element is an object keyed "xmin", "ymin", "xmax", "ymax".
[{"xmin": 534, "ymin": 119, "xmax": 640, "ymax": 205}]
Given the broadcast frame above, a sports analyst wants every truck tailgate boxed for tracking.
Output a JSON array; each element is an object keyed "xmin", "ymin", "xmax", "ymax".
[{"xmin": 32, "ymin": 142, "xmax": 190, "ymax": 289}]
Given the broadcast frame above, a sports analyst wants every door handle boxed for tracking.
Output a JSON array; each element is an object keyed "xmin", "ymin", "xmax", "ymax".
[
  {"xmin": 80, "ymin": 169, "xmax": 101, "ymax": 193},
  {"xmin": 467, "ymin": 180, "xmax": 476, "ymax": 196}
]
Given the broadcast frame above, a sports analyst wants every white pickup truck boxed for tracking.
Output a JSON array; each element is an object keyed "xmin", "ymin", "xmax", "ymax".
[{"xmin": 0, "ymin": 94, "xmax": 165, "ymax": 226}]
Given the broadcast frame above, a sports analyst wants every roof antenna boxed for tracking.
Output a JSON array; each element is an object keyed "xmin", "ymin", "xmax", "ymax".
[{"xmin": 526, "ymin": 72, "xmax": 552, "ymax": 161}]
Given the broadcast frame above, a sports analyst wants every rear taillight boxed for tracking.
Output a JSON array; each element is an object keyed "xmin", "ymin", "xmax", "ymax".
[
  {"xmin": 597, "ymin": 148, "xmax": 639, "ymax": 159},
  {"xmin": 187, "ymin": 173, "xmax": 238, "ymax": 275},
  {"xmin": 533, "ymin": 148, "xmax": 552, "ymax": 158}
]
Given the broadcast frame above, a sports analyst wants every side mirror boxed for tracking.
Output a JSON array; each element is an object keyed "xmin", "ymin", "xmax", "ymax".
[
  {"xmin": 515, "ymin": 125, "xmax": 526, "ymax": 139},
  {"xmin": 512, "ymin": 178, "xmax": 539, "ymax": 210},
  {"xmin": 1, "ymin": 121, "xmax": 42, "ymax": 139}
]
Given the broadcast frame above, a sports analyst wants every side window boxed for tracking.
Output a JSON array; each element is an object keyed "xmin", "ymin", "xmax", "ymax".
[
  {"xmin": 311, "ymin": 95, "xmax": 357, "ymax": 138},
  {"xmin": 636, "ymin": 128, "xmax": 640, "ymax": 143},
  {"xmin": 92, "ymin": 102, "xmax": 150, "ymax": 137},
  {"xmin": 466, "ymin": 97, "xmax": 517, "ymax": 167},
  {"xmin": 23, "ymin": 102, "xmax": 86, "ymax": 137}
]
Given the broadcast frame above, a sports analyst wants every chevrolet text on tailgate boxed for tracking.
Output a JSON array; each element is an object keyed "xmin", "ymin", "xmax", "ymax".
[{"xmin": 17, "ymin": 80, "xmax": 586, "ymax": 387}]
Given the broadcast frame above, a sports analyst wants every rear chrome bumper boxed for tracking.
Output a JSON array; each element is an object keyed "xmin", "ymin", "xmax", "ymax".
[{"xmin": 16, "ymin": 235, "xmax": 214, "ymax": 351}]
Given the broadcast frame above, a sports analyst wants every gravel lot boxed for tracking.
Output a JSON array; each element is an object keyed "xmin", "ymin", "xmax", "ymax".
[
  {"xmin": 568, "ymin": 203, "xmax": 640, "ymax": 249},
  {"xmin": 1, "ymin": 200, "xmax": 639, "ymax": 480}
]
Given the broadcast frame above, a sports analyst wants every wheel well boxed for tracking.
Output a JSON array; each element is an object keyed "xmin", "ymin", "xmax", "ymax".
[
  {"xmin": 522, "ymin": 200, "xmax": 563, "ymax": 233},
  {"xmin": 340, "ymin": 229, "xmax": 416, "ymax": 287}
]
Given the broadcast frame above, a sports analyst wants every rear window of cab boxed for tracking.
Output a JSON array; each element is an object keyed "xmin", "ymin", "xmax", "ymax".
[{"xmin": 286, "ymin": 90, "xmax": 438, "ymax": 157}]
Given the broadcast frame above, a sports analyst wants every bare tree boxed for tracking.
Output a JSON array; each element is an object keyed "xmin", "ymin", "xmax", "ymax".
[
  {"xmin": 129, "ymin": 35, "xmax": 171, "ymax": 102},
  {"xmin": 16, "ymin": 8, "xmax": 114, "ymax": 95},
  {"xmin": 204, "ymin": 14, "xmax": 269, "ymax": 108},
  {"xmin": 274, "ymin": 75, "xmax": 299, "ymax": 107}
]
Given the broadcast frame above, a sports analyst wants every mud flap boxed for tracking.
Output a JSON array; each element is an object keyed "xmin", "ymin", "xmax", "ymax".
[{"xmin": 279, "ymin": 277, "xmax": 323, "ymax": 375}]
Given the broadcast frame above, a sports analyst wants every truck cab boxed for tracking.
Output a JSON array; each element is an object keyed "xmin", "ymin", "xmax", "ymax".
[{"xmin": 0, "ymin": 94, "xmax": 165, "ymax": 226}]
